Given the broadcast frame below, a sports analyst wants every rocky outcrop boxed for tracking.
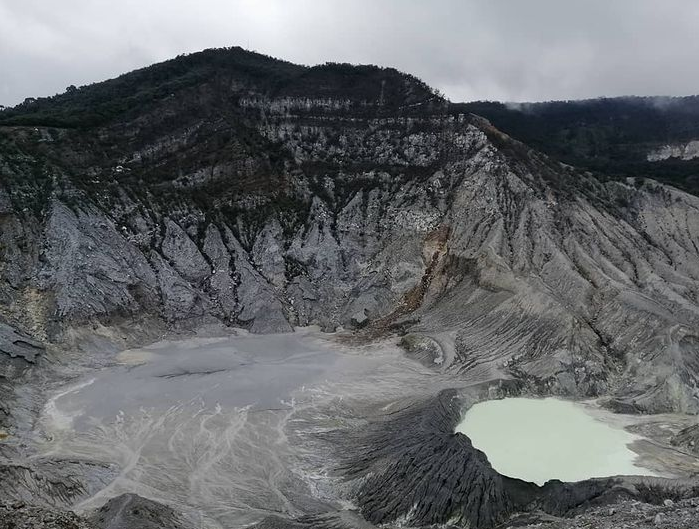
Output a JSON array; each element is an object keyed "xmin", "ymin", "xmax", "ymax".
[
  {"xmin": 0, "ymin": 493, "xmax": 195, "ymax": 529},
  {"xmin": 334, "ymin": 391, "xmax": 511, "ymax": 528},
  {"xmin": 0, "ymin": 458, "xmax": 114, "ymax": 510},
  {"xmin": 648, "ymin": 140, "xmax": 699, "ymax": 161},
  {"xmin": 510, "ymin": 498, "xmax": 699, "ymax": 529},
  {"xmin": 671, "ymin": 424, "xmax": 699, "ymax": 454},
  {"xmin": 0, "ymin": 502, "xmax": 94, "ymax": 529},
  {"xmin": 253, "ymin": 512, "xmax": 379, "ymax": 529},
  {"xmin": 0, "ymin": 322, "xmax": 44, "ymax": 362},
  {"xmin": 88, "ymin": 494, "xmax": 194, "ymax": 529},
  {"xmin": 398, "ymin": 333, "xmax": 445, "ymax": 367}
]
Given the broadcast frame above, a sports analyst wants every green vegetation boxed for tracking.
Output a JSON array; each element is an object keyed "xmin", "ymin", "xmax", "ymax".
[
  {"xmin": 0, "ymin": 48, "xmax": 443, "ymax": 130},
  {"xmin": 279, "ymin": 62, "xmax": 443, "ymax": 108},
  {"xmin": 457, "ymin": 97, "xmax": 699, "ymax": 195},
  {"xmin": 0, "ymin": 47, "xmax": 304, "ymax": 128},
  {"xmin": 0, "ymin": 130, "xmax": 55, "ymax": 216}
]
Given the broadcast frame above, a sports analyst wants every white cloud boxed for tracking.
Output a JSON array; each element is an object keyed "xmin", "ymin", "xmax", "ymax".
[{"xmin": 1, "ymin": 0, "xmax": 699, "ymax": 106}]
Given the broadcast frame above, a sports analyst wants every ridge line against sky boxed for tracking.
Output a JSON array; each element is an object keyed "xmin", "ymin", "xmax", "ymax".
[{"xmin": 2, "ymin": 0, "xmax": 699, "ymax": 107}]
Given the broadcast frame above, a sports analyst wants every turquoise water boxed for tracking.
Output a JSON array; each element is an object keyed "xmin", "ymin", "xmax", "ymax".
[{"xmin": 455, "ymin": 397, "xmax": 655, "ymax": 485}]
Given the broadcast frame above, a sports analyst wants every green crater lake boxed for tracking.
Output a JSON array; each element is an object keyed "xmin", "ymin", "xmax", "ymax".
[{"xmin": 455, "ymin": 397, "xmax": 655, "ymax": 485}]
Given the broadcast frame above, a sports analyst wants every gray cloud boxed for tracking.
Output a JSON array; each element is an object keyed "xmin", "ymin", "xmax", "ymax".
[{"xmin": 2, "ymin": 0, "xmax": 699, "ymax": 107}]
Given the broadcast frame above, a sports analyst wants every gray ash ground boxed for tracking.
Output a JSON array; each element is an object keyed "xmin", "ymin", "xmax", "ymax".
[
  {"xmin": 27, "ymin": 328, "xmax": 457, "ymax": 527},
  {"xmin": 4, "ymin": 328, "xmax": 699, "ymax": 529}
]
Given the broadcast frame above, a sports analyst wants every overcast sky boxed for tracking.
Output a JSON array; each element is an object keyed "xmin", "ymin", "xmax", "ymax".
[{"xmin": 2, "ymin": 0, "xmax": 699, "ymax": 107}]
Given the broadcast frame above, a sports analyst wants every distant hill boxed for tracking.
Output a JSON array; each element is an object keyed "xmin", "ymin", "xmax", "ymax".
[{"xmin": 458, "ymin": 97, "xmax": 699, "ymax": 195}]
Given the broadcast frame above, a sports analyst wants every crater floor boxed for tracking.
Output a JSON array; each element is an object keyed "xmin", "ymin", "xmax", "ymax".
[
  {"xmin": 35, "ymin": 328, "xmax": 448, "ymax": 527},
  {"xmin": 24, "ymin": 328, "xmax": 699, "ymax": 528}
]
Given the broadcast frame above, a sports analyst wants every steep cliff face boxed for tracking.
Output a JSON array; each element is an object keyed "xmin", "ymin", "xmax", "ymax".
[{"xmin": 1, "ymin": 48, "xmax": 699, "ymax": 415}]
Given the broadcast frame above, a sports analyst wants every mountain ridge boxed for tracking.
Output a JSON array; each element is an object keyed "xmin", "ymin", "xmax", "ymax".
[
  {"xmin": 0, "ymin": 47, "xmax": 443, "ymax": 128},
  {"xmin": 1, "ymin": 47, "xmax": 698, "ymax": 416}
]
